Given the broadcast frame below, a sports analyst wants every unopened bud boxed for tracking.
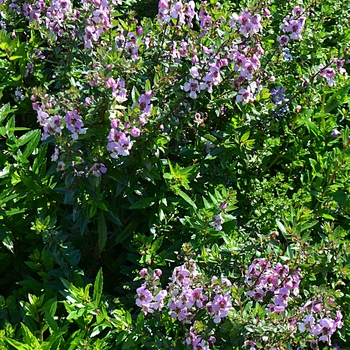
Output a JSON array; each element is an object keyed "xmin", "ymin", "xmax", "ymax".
[
  {"xmin": 331, "ymin": 129, "xmax": 341, "ymax": 138},
  {"xmin": 139, "ymin": 268, "xmax": 148, "ymax": 278}
]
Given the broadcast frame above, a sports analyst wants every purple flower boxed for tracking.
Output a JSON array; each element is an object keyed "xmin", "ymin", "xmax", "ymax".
[
  {"xmin": 130, "ymin": 126, "xmax": 141, "ymax": 137},
  {"xmin": 184, "ymin": 78, "xmax": 200, "ymax": 99},
  {"xmin": 320, "ymin": 67, "xmax": 336, "ymax": 86},
  {"xmin": 236, "ymin": 87, "xmax": 253, "ymax": 105},
  {"xmin": 312, "ymin": 318, "xmax": 337, "ymax": 344},
  {"xmin": 151, "ymin": 290, "xmax": 167, "ymax": 311},
  {"xmin": 209, "ymin": 214, "xmax": 223, "ymax": 231},
  {"xmin": 271, "ymin": 86, "xmax": 286, "ymax": 104},
  {"xmin": 211, "ymin": 293, "xmax": 232, "ymax": 323},
  {"xmin": 90, "ymin": 163, "xmax": 107, "ymax": 177},
  {"xmin": 65, "ymin": 111, "xmax": 86, "ymax": 140},
  {"xmin": 136, "ymin": 284, "xmax": 152, "ymax": 308},
  {"xmin": 172, "ymin": 265, "xmax": 191, "ymax": 286},
  {"xmin": 298, "ymin": 314, "xmax": 315, "ymax": 333}
]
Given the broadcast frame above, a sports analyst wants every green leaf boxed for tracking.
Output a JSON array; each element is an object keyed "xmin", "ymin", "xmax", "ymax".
[
  {"xmin": 44, "ymin": 310, "xmax": 59, "ymax": 332},
  {"xmin": 105, "ymin": 210, "xmax": 122, "ymax": 226},
  {"xmin": 325, "ymin": 83, "xmax": 350, "ymax": 113},
  {"xmin": 122, "ymin": 332, "xmax": 138, "ymax": 350},
  {"xmin": 240, "ymin": 131, "xmax": 250, "ymax": 142},
  {"xmin": 175, "ymin": 188, "xmax": 197, "ymax": 209},
  {"xmin": 21, "ymin": 323, "xmax": 40, "ymax": 348},
  {"xmin": 93, "ymin": 268, "xmax": 103, "ymax": 307},
  {"xmin": 98, "ymin": 211, "xmax": 108, "ymax": 253},
  {"xmin": 129, "ymin": 197, "xmax": 156, "ymax": 209},
  {"xmin": 23, "ymin": 130, "xmax": 41, "ymax": 158},
  {"xmin": 43, "ymin": 297, "xmax": 57, "ymax": 318},
  {"xmin": 0, "ymin": 103, "xmax": 14, "ymax": 124},
  {"xmin": 5, "ymin": 338, "xmax": 33, "ymax": 350},
  {"xmin": 276, "ymin": 220, "xmax": 287, "ymax": 240},
  {"xmin": 41, "ymin": 326, "xmax": 67, "ymax": 350},
  {"xmin": 9, "ymin": 55, "xmax": 23, "ymax": 60}
]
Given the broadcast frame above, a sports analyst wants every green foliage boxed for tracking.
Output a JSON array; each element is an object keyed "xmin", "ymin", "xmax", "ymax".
[{"xmin": 0, "ymin": 0, "xmax": 349, "ymax": 348}]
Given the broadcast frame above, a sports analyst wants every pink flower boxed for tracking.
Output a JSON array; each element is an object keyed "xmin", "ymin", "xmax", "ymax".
[
  {"xmin": 184, "ymin": 78, "xmax": 200, "ymax": 99},
  {"xmin": 130, "ymin": 126, "xmax": 141, "ymax": 137},
  {"xmin": 236, "ymin": 87, "xmax": 253, "ymax": 105},
  {"xmin": 172, "ymin": 265, "xmax": 191, "ymax": 286},
  {"xmin": 136, "ymin": 284, "xmax": 152, "ymax": 308},
  {"xmin": 139, "ymin": 268, "xmax": 148, "ymax": 278},
  {"xmin": 312, "ymin": 318, "xmax": 337, "ymax": 344},
  {"xmin": 209, "ymin": 214, "xmax": 223, "ymax": 231},
  {"xmin": 292, "ymin": 6, "xmax": 303, "ymax": 17},
  {"xmin": 298, "ymin": 314, "xmax": 315, "ymax": 333},
  {"xmin": 211, "ymin": 293, "xmax": 232, "ymax": 323},
  {"xmin": 320, "ymin": 67, "xmax": 336, "ymax": 86}
]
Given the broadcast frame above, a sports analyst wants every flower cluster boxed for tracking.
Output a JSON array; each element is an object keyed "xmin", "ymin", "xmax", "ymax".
[
  {"xmin": 186, "ymin": 324, "xmax": 216, "ymax": 350},
  {"xmin": 34, "ymin": 101, "xmax": 86, "ymax": 142},
  {"xmin": 106, "ymin": 89, "xmax": 151, "ymax": 158},
  {"xmin": 298, "ymin": 300, "xmax": 343, "ymax": 346},
  {"xmin": 157, "ymin": 0, "xmax": 196, "ymax": 28},
  {"xmin": 245, "ymin": 258, "xmax": 301, "ymax": 314},
  {"xmin": 15, "ymin": 0, "xmax": 79, "ymax": 41},
  {"xmin": 82, "ymin": 0, "xmax": 115, "ymax": 49},
  {"xmin": 270, "ymin": 86, "xmax": 290, "ymax": 119},
  {"xmin": 278, "ymin": 6, "xmax": 306, "ymax": 44},
  {"xmin": 136, "ymin": 260, "xmax": 232, "ymax": 349},
  {"xmin": 229, "ymin": 9, "xmax": 263, "ymax": 38},
  {"xmin": 319, "ymin": 58, "xmax": 347, "ymax": 86}
]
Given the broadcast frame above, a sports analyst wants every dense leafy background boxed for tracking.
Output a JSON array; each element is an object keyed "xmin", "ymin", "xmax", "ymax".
[{"xmin": 0, "ymin": 0, "xmax": 349, "ymax": 349}]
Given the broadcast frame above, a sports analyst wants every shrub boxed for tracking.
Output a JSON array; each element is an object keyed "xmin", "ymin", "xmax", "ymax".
[{"xmin": 0, "ymin": 0, "xmax": 349, "ymax": 349}]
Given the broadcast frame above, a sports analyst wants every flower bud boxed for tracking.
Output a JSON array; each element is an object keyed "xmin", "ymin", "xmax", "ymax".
[
  {"xmin": 154, "ymin": 268, "xmax": 162, "ymax": 277},
  {"xmin": 332, "ymin": 129, "xmax": 341, "ymax": 138},
  {"xmin": 139, "ymin": 268, "xmax": 148, "ymax": 278},
  {"xmin": 136, "ymin": 26, "xmax": 143, "ymax": 35},
  {"xmin": 220, "ymin": 202, "xmax": 227, "ymax": 210}
]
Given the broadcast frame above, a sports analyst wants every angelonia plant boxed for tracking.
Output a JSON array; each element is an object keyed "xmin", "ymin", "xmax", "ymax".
[
  {"xmin": 0, "ymin": 0, "xmax": 349, "ymax": 349},
  {"xmin": 135, "ymin": 256, "xmax": 344, "ymax": 349}
]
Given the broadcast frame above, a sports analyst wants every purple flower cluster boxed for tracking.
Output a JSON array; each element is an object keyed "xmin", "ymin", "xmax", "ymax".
[
  {"xmin": 16, "ymin": 0, "xmax": 79, "ymax": 40},
  {"xmin": 185, "ymin": 58, "xmax": 228, "ymax": 98},
  {"xmin": 106, "ymin": 89, "xmax": 151, "ymax": 158},
  {"xmin": 298, "ymin": 300, "xmax": 343, "ymax": 346},
  {"xmin": 245, "ymin": 259, "xmax": 301, "ymax": 314},
  {"xmin": 270, "ymin": 86, "xmax": 286, "ymax": 105},
  {"xmin": 82, "ymin": 0, "xmax": 113, "ymax": 49},
  {"xmin": 105, "ymin": 77, "xmax": 127, "ymax": 100},
  {"xmin": 229, "ymin": 9, "xmax": 263, "ymax": 38},
  {"xmin": 136, "ymin": 260, "xmax": 232, "ymax": 349},
  {"xmin": 107, "ymin": 121, "xmax": 133, "ymax": 159},
  {"xmin": 319, "ymin": 58, "xmax": 347, "ymax": 86},
  {"xmin": 157, "ymin": 0, "xmax": 196, "ymax": 28},
  {"xmin": 278, "ymin": 6, "xmax": 306, "ymax": 45},
  {"xmin": 186, "ymin": 324, "xmax": 216, "ymax": 350},
  {"xmin": 34, "ymin": 101, "xmax": 86, "ymax": 141}
]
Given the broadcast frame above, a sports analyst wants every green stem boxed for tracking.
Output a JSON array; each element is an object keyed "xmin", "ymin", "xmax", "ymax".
[{"xmin": 321, "ymin": 83, "xmax": 327, "ymax": 132}]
